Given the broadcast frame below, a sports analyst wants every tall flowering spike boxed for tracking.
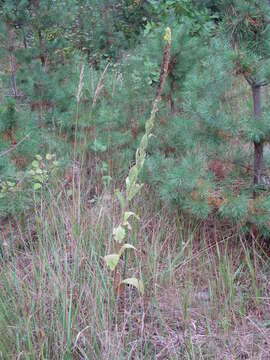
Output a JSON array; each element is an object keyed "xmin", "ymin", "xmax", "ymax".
[
  {"xmin": 104, "ymin": 28, "xmax": 172, "ymax": 296},
  {"xmin": 164, "ymin": 27, "xmax": 171, "ymax": 45},
  {"xmin": 156, "ymin": 27, "xmax": 171, "ymax": 101}
]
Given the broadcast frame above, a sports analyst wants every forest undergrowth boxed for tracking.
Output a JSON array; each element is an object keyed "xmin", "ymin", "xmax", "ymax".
[
  {"xmin": 1, "ymin": 2, "xmax": 270, "ymax": 358},
  {"xmin": 1, "ymin": 172, "xmax": 270, "ymax": 359}
]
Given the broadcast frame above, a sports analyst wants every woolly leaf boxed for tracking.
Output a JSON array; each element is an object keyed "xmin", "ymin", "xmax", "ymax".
[
  {"xmin": 116, "ymin": 189, "xmax": 126, "ymax": 210},
  {"xmin": 123, "ymin": 211, "xmax": 139, "ymax": 225},
  {"xmin": 127, "ymin": 183, "xmax": 143, "ymax": 201},
  {"xmin": 122, "ymin": 278, "xmax": 144, "ymax": 295},
  {"xmin": 129, "ymin": 165, "xmax": 139, "ymax": 184},
  {"xmin": 33, "ymin": 183, "xmax": 42, "ymax": 190},
  {"xmin": 104, "ymin": 254, "xmax": 120, "ymax": 271},
  {"xmin": 119, "ymin": 243, "xmax": 136, "ymax": 256},
  {"xmin": 32, "ymin": 160, "xmax": 39, "ymax": 168},
  {"xmin": 113, "ymin": 225, "xmax": 125, "ymax": 243}
]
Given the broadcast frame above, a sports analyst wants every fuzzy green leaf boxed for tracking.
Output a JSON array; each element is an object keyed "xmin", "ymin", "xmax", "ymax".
[
  {"xmin": 119, "ymin": 243, "xmax": 137, "ymax": 256},
  {"xmin": 104, "ymin": 254, "xmax": 120, "ymax": 271},
  {"xmin": 116, "ymin": 189, "xmax": 126, "ymax": 211},
  {"xmin": 140, "ymin": 134, "xmax": 149, "ymax": 152},
  {"xmin": 34, "ymin": 175, "xmax": 43, "ymax": 182},
  {"xmin": 113, "ymin": 225, "xmax": 125, "ymax": 243},
  {"xmin": 122, "ymin": 278, "xmax": 144, "ymax": 295},
  {"xmin": 7, "ymin": 181, "xmax": 15, "ymax": 187},
  {"xmin": 128, "ymin": 166, "xmax": 138, "ymax": 186},
  {"xmin": 33, "ymin": 183, "xmax": 42, "ymax": 190},
  {"xmin": 32, "ymin": 160, "xmax": 39, "ymax": 168},
  {"xmin": 127, "ymin": 183, "xmax": 143, "ymax": 201},
  {"xmin": 123, "ymin": 211, "xmax": 139, "ymax": 226}
]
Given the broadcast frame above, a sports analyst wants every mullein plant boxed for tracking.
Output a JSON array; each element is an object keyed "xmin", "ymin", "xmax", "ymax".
[{"xmin": 104, "ymin": 28, "xmax": 171, "ymax": 295}]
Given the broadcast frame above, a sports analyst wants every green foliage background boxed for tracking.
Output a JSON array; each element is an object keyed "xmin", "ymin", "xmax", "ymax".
[{"xmin": 1, "ymin": 0, "xmax": 270, "ymax": 233}]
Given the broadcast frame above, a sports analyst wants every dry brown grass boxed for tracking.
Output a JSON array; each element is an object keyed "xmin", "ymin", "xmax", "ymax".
[{"xmin": 1, "ymin": 179, "xmax": 270, "ymax": 359}]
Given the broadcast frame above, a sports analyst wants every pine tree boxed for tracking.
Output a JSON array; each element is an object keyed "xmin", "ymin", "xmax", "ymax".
[
  {"xmin": 197, "ymin": 0, "xmax": 270, "ymax": 189},
  {"xmin": 136, "ymin": 2, "xmax": 270, "ymax": 231},
  {"xmin": 0, "ymin": 0, "xmax": 153, "ymax": 217}
]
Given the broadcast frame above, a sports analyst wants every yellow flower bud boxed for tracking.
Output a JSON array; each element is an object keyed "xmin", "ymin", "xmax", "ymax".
[{"xmin": 164, "ymin": 27, "xmax": 171, "ymax": 44}]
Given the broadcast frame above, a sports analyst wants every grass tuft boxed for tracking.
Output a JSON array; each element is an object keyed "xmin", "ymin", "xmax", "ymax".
[{"xmin": 1, "ymin": 178, "xmax": 270, "ymax": 359}]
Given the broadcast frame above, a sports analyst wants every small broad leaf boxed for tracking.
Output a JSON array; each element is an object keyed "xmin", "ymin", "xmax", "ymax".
[
  {"xmin": 121, "ymin": 278, "xmax": 144, "ymax": 295},
  {"xmin": 32, "ymin": 160, "xmax": 39, "ymax": 168},
  {"xmin": 123, "ymin": 211, "xmax": 139, "ymax": 225},
  {"xmin": 145, "ymin": 118, "xmax": 153, "ymax": 133},
  {"xmin": 125, "ymin": 221, "xmax": 132, "ymax": 231},
  {"xmin": 127, "ymin": 183, "xmax": 143, "ymax": 201},
  {"xmin": 46, "ymin": 153, "xmax": 52, "ymax": 160},
  {"xmin": 119, "ymin": 243, "xmax": 136, "ymax": 256},
  {"xmin": 128, "ymin": 166, "xmax": 139, "ymax": 186},
  {"xmin": 7, "ymin": 181, "xmax": 15, "ymax": 187},
  {"xmin": 33, "ymin": 183, "xmax": 42, "ymax": 190},
  {"xmin": 104, "ymin": 254, "xmax": 120, "ymax": 271},
  {"xmin": 126, "ymin": 176, "xmax": 130, "ymax": 189},
  {"xmin": 113, "ymin": 225, "xmax": 125, "ymax": 243},
  {"xmin": 116, "ymin": 189, "xmax": 126, "ymax": 210},
  {"xmin": 140, "ymin": 134, "xmax": 148, "ymax": 152},
  {"xmin": 34, "ymin": 175, "xmax": 43, "ymax": 182},
  {"xmin": 67, "ymin": 189, "xmax": 73, "ymax": 198},
  {"xmin": 35, "ymin": 155, "xmax": 42, "ymax": 161},
  {"xmin": 136, "ymin": 153, "xmax": 145, "ymax": 169},
  {"xmin": 135, "ymin": 148, "xmax": 144, "ymax": 165}
]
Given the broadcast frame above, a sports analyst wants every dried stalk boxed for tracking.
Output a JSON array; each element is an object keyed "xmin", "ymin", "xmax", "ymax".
[
  {"xmin": 92, "ymin": 63, "xmax": 110, "ymax": 107},
  {"xmin": 73, "ymin": 64, "xmax": 85, "ymax": 222}
]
